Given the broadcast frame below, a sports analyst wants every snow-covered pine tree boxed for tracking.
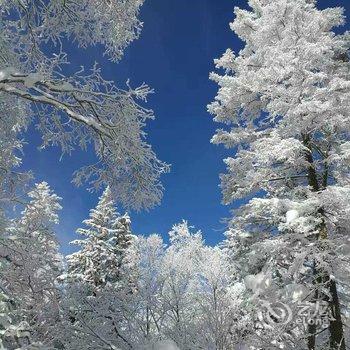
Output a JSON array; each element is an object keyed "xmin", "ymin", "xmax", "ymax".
[
  {"xmin": 67, "ymin": 186, "xmax": 136, "ymax": 290},
  {"xmin": 209, "ymin": 0, "xmax": 350, "ymax": 349},
  {"xmin": 61, "ymin": 188, "xmax": 137, "ymax": 350},
  {"xmin": 115, "ymin": 214, "xmax": 134, "ymax": 260},
  {"xmin": 0, "ymin": 182, "xmax": 62, "ymax": 348}
]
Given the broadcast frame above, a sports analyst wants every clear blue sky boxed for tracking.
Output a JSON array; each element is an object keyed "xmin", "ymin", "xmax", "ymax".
[{"xmin": 22, "ymin": 0, "xmax": 350, "ymax": 254}]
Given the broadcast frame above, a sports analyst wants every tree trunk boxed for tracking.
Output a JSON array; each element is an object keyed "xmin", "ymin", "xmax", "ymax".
[
  {"xmin": 303, "ymin": 135, "xmax": 346, "ymax": 350},
  {"xmin": 307, "ymin": 263, "xmax": 320, "ymax": 350},
  {"xmin": 307, "ymin": 323, "xmax": 316, "ymax": 350},
  {"xmin": 328, "ymin": 278, "xmax": 345, "ymax": 350}
]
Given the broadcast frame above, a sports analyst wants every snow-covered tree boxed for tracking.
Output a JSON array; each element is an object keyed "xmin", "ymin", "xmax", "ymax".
[
  {"xmin": 193, "ymin": 246, "xmax": 249, "ymax": 350},
  {"xmin": 120, "ymin": 221, "xmax": 247, "ymax": 349},
  {"xmin": 59, "ymin": 283, "xmax": 134, "ymax": 350},
  {"xmin": 209, "ymin": 0, "xmax": 350, "ymax": 349},
  {"xmin": 0, "ymin": 0, "xmax": 169, "ymax": 210},
  {"xmin": 67, "ymin": 186, "xmax": 135, "ymax": 290},
  {"xmin": 159, "ymin": 221, "xmax": 248, "ymax": 350},
  {"xmin": 159, "ymin": 221, "xmax": 205, "ymax": 347},
  {"xmin": 128, "ymin": 234, "xmax": 166, "ymax": 346},
  {"xmin": 0, "ymin": 95, "xmax": 31, "ymax": 206},
  {"xmin": 60, "ymin": 188, "xmax": 138, "ymax": 349},
  {"xmin": 0, "ymin": 182, "xmax": 62, "ymax": 348},
  {"xmin": 61, "ymin": 219, "xmax": 246, "ymax": 350}
]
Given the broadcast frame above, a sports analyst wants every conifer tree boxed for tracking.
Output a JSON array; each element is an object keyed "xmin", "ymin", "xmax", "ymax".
[
  {"xmin": 0, "ymin": 182, "xmax": 62, "ymax": 348},
  {"xmin": 62, "ymin": 188, "xmax": 137, "ymax": 350},
  {"xmin": 67, "ymin": 187, "xmax": 136, "ymax": 290}
]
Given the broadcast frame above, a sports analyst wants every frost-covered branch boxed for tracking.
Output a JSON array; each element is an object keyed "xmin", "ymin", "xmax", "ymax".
[{"xmin": 0, "ymin": 0, "xmax": 169, "ymax": 210}]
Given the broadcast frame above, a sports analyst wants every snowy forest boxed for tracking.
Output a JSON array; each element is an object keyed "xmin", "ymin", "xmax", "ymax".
[{"xmin": 1, "ymin": 0, "xmax": 350, "ymax": 349}]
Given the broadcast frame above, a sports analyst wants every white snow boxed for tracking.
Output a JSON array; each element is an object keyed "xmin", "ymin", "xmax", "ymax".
[
  {"xmin": 244, "ymin": 272, "xmax": 271, "ymax": 293},
  {"xmin": 286, "ymin": 209, "xmax": 299, "ymax": 224},
  {"xmin": 24, "ymin": 72, "xmax": 44, "ymax": 88},
  {"xmin": 0, "ymin": 67, "xmax": 17, "ymax": 81},
  {"xmin": 283, "ymin": 283, "xmax": 308, "ymax": 301},
  {"xmin": 150, "ymin": 340, "xmax": 180, "ymax": 350}
]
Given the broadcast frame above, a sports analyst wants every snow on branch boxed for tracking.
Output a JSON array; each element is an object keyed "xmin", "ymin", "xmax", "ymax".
[{"xmin": 0, "ymin": 66, "xmax": 169, "ymax": 209}]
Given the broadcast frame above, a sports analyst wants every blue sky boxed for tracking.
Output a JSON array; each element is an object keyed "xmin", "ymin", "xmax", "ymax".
[{"xmin": 22, "ymin": 0, "xmax": 350, "ymax": 254}]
